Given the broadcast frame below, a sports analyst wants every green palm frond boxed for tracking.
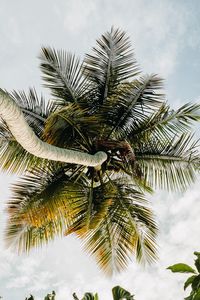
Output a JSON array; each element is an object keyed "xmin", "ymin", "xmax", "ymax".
[
  {"xmin": 5, "ymin": 217, "xmax": 65, "ymax": 252},
  {"xmin": 43, "ymin": 103, "xmax": 101, "ymax": 149},
  {"xmin": 129, "ymin": 102, "xmax": 200, "ymax": 143},
  {"xmin": 7, "ymin": 164, "xmax": 67, "ymax": 223},
  {"xmin": 6, "ymin": 164, "xmax": 88, "ymax": 227},
  {"xmin": 82, "ymin": 181, "xmax": 157, "ymax": 275},
  {"xmin": 5, "ymin": 164, "xmax": 90, "ymax": 251},
  {"xmin": 65, "ymin": 178, "xmax": 115, "ymax": 236},
  {"xmin": 10, "ymin": 88, "xmax": 54, "ymax": 135},
  {"xmin": 10, "ymin": 88, "xmax": 54, "ymax": 120},
  {"xmin": 0, "ymin": 140, "xmax": 47, "ymax": 174},
  {"xmin": 39, "ymin": 48, "xmax": 88, "ymax": 105},
  {"xmin": 101, "ymin": 74, "xmax": 164, "ymax": 139},
  {"xmin": 136, "ymin": 133, "xmax": 200, "ymax": 191},
  {"xmin": 83, "ymin": 27, "xmax": 140, "ymax": 105}
]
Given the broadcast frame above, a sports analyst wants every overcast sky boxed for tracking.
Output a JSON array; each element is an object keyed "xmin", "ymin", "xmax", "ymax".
[{"xmin": 1, "ymin": 0, "xmax": 200, "ymax": 299}]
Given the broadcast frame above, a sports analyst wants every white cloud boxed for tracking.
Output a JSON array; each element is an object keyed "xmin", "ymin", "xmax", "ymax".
[
  {"xmin": 6, "ymin": 276, "xmax": 30, "ymax": 289},
  {"xmin": 63, "ymin": 0, "xmax": 96, "ymax": 34}
]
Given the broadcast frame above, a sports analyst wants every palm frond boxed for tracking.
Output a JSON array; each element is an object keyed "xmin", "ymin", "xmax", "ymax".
[
  {"xmin": 10, "ymin": 88, "xmax": 53, "ymax": 120},
  {"xmin": 83, "ymin": 27, "xmax": 140, "ymax": 104},
  {"xmin": 100, "ymin": 74, "xmax": 164, "ymax": 139},
  {"xmin": 129, "ymin": 102, "xmax": 200, "ymax": 143},
  {"xmin": 0, "ymin": 140, "xmax": 47, "ymax": 174},
  {"xmin": 43, "ymin": 103, "xmax": 102, "ymax": 149},
  {"xmin": 7, "ymin": 164, "xmax": 88, "ymax": 227},
  {"xmin": 5, "ymin": 217, "xmax": 65, "ymax": 252},
  {"xmin": 66, "ymin": 178, "xmax": 118, "ymax": 236},
  {"xmin": 135, "ymin": 133, "xmax": 200, "ymax": 191},
  {"xmin": 39, "ymin": 48, "xmax": 88, "ymax": 105},
  {"xmin": 9, "ymin": 88, "xmax": 54, "ymax": 135},
  {"xmin": 5, "ymin": 164, "xmax": 90, "ymax": 251},
  {"xmin": 82, "ymin": 181, "xmax": 157, "ymax": 275}
]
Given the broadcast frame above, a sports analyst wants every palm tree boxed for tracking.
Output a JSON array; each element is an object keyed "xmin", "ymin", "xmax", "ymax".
[{"xmin": 0, "ymin": 28, "xmax": 200, "ymax": 275}]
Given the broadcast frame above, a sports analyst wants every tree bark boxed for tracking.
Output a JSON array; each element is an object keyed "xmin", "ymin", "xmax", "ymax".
[{"xmin": 0, "ymin": 90, "xmax": 107, "ymax": 167}]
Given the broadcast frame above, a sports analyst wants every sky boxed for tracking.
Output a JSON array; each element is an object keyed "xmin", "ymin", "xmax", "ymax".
[{"xmin": 0, "ymin": 0, "xmax": 200, "ymax": 299}]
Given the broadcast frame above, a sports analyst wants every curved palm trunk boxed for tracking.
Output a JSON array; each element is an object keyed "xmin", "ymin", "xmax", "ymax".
[{"xmin": 0, "ymin": 90, "xmax": 107, "ymax": 167}]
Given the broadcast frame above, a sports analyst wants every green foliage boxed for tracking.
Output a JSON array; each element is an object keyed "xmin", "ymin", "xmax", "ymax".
[
  {"xmin": 112, "ymin": 286, "xmax": 135, "ymax": 300},
  {"xmin": 167, "ymin": 263, "xmax": 196, "ymax": 274},
  {"xmin": 25, "ymin": 291, "xmax": 55, "ymax": 300},
  {"xmin": 78, "ymin": 292, "xmax": 99, "ymax": 300},
  {"xmin": 2, "ymin": 28, "xmax": 200, "ymax": 275},
  {"xmin": 73, "ymin": 286, "xmax": 134, "ymax": 300},
  {"xmin": 23, "ymin": 287, "xmax": 135, "ymax": 300},
  {"xmin": 168, "ymin": 252, "xmax": 200, "ymax": 299}
]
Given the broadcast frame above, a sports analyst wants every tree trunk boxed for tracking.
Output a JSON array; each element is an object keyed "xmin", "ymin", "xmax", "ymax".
[{"xmin": 0, "ymin": 90, "xmax": 107, "ymax": 167}]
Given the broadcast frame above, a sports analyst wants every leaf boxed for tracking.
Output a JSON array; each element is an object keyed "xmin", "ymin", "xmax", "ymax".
[
  {"xmin": 135, "ymin": 133, "xmax": 200, "ymax": 192},
  {"xmin": 65, "ymin": 177, "xmax": 113, "ymax": 237},
  {"xmin": 194, "ymin": 252, "xmax": 200, "ymax": 273},
  {"xmin": 5, "ymin": 213, "xmax": 66, "ymax": 252},
  {"xmin": 4, "ymin": 164, "xmax": 90, "ymax": 251},
  {"xmin": 39, "ymin": 48, "xmax": 88, "ymax": 105},
  {"xmin": 167, "ymin": 263, "xmax": 196, "ymax": 274},
  {"xmin": 43, "ymin": 103, "xmax": 100, "ymax": 148},
  {"xmin": 192, "ymin": 275, "xmax": 200, "ymax": 291},
  {"xmin": 184, "ymin": 275, "xmax": 197, "ymax": 290},
  {"xmin": 130, "ymin": 102, "xmax": 200, "ymax": 143},
  {"xmin": 193, "ymin": 289, "xmax": 200, "ymax": 300},
  {"xmin": 184, "ymin": 295, "xmax": 193, "ymax": 300},
  {"xmin": 82, "ymin": 293, "xmax": 99, "ymax": 300},
  {"xmin": 103, "ymin": 75, "xmax": 164, "ymax": 139},
  {"xmin": 112, "ymin": 286, "xmax": 135, "ymax": 300},
  {"xmin": 0, "ymin": 140, "xmax": 47, "ymax": 174},
  {"xmin": 83, "ymin": 27, "xmax": 139, "ymax": 104},
  {"xmin": 82, "ymin": 180, "xmax": 157, "ymax": 275},
  {"xmin": 9, "ymin": 88, "xmax": 54, "ymax": 132}
]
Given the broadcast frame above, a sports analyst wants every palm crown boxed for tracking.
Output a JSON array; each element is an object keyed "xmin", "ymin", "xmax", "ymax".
[{"xmin": 1, "ymin": 28, "xmax": 200, "ymax": 275}]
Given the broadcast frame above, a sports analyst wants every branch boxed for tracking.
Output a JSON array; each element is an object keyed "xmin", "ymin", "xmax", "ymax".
[{"xmin": 0, "ymin": 90, "xmax": 107, "ymax": 167}]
